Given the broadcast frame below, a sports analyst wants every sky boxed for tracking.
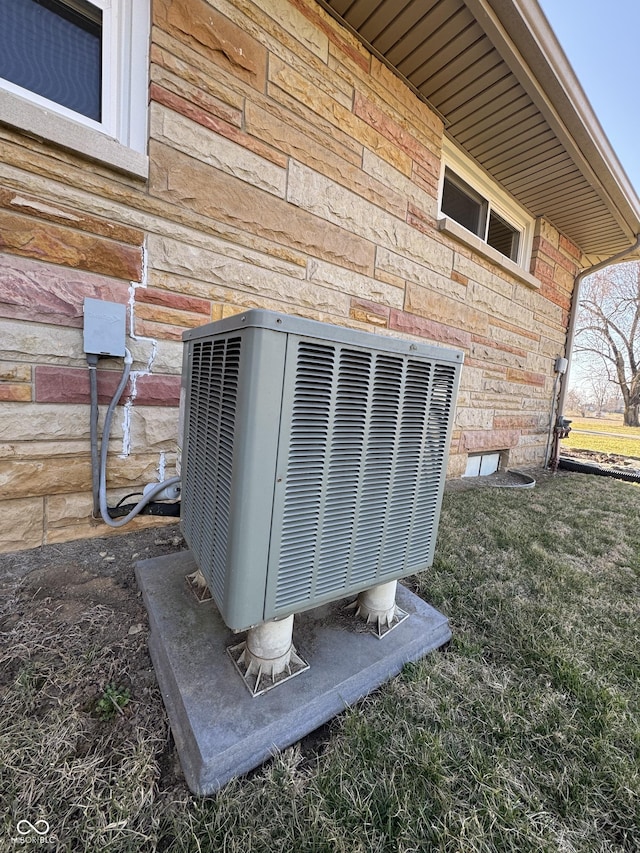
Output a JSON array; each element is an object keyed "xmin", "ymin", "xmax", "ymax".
[{"xmin": 537, "ymin": 0, "xmax": 640, "ymax": 197}]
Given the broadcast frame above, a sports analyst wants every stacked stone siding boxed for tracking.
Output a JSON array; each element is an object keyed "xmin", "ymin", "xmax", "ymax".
[{"xmin": 0, "ymin": 0, "xmax": 583, "ymax": 552}]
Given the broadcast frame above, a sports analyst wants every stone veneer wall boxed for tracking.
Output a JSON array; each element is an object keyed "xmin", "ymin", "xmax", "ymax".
[{"xmin": 0, "ymin": 0, "xmax": 583, "ymax": 553}]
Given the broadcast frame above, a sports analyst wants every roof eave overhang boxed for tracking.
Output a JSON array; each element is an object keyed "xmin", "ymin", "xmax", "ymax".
[
  {"xmin": 471, "ymin": 0, "xmax": 640, "ymax": 259},
  {"xmin": 316, "ymin": 0, "xmax": 640, "ymax": 264}
]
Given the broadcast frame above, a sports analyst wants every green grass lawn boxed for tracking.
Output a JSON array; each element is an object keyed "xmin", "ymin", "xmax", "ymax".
[
  {"xmin": 567, "ymin": 417, "xmax": 640, "ymax": 436},
  {"xmin": 563, "ymin": 416, "xmax": 640, "ymax": 458},
  {"xmin": 2, "ymin": 473, "xmax": 639, "ymax": 852},
  {"xmin": 563, "ymin": 432, "xmax": 640, "ymax": 457}
]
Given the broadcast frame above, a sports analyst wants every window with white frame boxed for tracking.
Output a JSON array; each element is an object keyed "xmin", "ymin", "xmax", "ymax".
[
  {"xmin": 438, "ymin": 141, "xmax": 533, "ymax": 272},
  {"xmin": 0, "ymin": 0, "xmax": 149, "ymax": 177}
]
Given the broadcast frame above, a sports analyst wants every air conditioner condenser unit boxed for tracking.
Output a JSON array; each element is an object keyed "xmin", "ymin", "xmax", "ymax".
[{"xmin": 180, "ymin": 310, "xmax": 463, "ymax": 633}]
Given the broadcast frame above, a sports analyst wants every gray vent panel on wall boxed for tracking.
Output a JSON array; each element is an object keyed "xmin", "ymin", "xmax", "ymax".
[
  {"xmin": 180, "ymin": 310, "xmax": 463, "ymax": 632},
  {"xmin": 271, "ymin": 341, "xmax": 458, "ymax": 615}
]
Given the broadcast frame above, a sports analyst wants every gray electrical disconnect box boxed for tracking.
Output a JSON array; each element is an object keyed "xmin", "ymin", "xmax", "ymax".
[
  {"xmin": 83, "ymin": 298, "xmax": 126, "ymax": 357},
  {"xmin": 180, "ymin": 310, "xmax": 464, "ymax": 632}
]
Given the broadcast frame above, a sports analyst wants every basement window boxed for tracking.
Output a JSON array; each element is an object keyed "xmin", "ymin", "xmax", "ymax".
[
  {"xmin": 463, "ymin": 452, "xmax": 501, "ymax": 478},
  {"xmin": 0, "ymin": 0, "xmax": 149, "ymax": 177}
]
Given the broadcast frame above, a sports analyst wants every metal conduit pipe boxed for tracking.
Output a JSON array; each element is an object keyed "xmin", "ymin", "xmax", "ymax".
[
  {"xmin": 544, "ymin": 370, "xmax": 562, "ymax": 467},
  {"xmin": 97, "ymin": 349, "xmax": 181, "ymax": 528},
  {"xmin": 547, "ymin": 234, "xmax": 640, "ymax": 467},
  {"xmin": 87, "ymin": 353, "xmax": 101, "ymax": 517}
]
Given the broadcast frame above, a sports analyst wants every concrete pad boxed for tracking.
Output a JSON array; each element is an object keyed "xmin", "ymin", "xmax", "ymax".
[{"xmin": 136, "ymin": 551, "xmax": 451, "ymax": 795}]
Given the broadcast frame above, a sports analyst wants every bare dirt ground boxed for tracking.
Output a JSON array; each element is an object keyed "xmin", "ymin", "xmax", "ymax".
[
  {"xmin": 0, "ymin": 524, "xmax": 189, "ymax": 790},
  {"xmin": 1, "ymin": 523, "xmax": 185, "ymax": 630},
  {"xmin": 560, "ymin": 446, "xmax": 640, "ymax": 471}
]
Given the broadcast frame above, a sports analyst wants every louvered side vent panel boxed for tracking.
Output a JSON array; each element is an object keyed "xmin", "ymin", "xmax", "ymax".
[
  {"xmin": 406, "ymin": 364, "xmax": 457, "ymax": 568},
  {"xmin": 274, "ymin": 343, "xmax": 457, "ymax": 613},
  {"xmin": 348, "ymin": 353, "xmax": 402, "ymax": 589},
  {"xmin": 181, "ymin": 336, "xmax": 241, "ymax": 604},
  {"xmin": 276, "ymin": 342, "xmax": 334, "ymax": 608},
  {"xmin": 316, "ymin": 347, "xmax": 371, "ymax": 597}
]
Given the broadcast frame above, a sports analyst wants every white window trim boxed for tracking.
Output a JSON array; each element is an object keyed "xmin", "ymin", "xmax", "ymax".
[
  {"xmin": 0, "ymin": 0, "xmax": 149, "ymax": 178},
  {"xmin": 438, "ymin": 139, "xmax": 537, "ymax": 288}
]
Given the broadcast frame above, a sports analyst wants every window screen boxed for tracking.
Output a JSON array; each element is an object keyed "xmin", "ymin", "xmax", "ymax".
[
  {"xmin": 441, "ymin": 170, "xmax": 487, "ymax": 238},
  {"xmin": 487, "ymin": 212, "xmax": 520, "ymax": 262},
  {"xmin": 0, "ymin": 0, "xmax": 102, "ymax": 122}
]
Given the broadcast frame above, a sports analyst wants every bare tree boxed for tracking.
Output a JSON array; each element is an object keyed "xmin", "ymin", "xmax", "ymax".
[
  {"xmin": 575, "ymin": 262, "xmax": 640, "ymax": 427},
  {"xmin": 586, "ymin": 370, "xmax": 613, "ymax": 417},
  {"xmin": 566, "ymin": 387, "xmax": 588, "ymax": 417}
]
